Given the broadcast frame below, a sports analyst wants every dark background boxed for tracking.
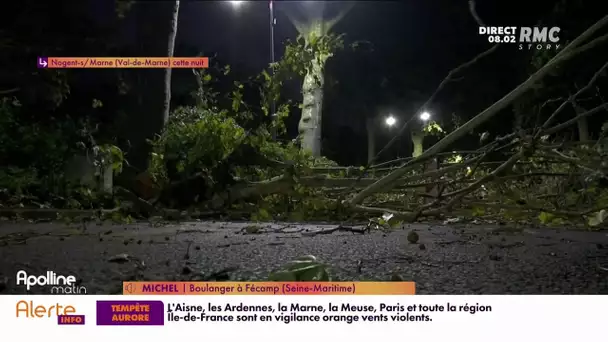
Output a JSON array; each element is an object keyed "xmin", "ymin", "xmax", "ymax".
[{"xmin": 2, "ymin": 0, "xmax": 606, "ymax": 167}]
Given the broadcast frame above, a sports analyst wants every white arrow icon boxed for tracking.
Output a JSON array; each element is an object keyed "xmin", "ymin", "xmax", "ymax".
[{"xmin": 38, "ymin": 58, "xmax": 47, "ymax": 67}]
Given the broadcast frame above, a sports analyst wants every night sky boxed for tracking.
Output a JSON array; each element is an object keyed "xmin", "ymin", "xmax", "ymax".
[{"xmin": 178, "ymin": 0, "xmax": 558, "ymax": 73}]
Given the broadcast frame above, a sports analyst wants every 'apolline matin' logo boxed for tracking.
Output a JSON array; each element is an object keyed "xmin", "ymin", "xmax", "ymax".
[{"xmin": 16, "ymin": 270, "xmax": 87, "ymax": 294}]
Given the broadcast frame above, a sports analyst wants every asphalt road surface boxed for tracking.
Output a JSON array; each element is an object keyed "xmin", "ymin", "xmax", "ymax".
[{"xmin": 1, "ymin": 221, "xmax": 607, "ymax": 294}]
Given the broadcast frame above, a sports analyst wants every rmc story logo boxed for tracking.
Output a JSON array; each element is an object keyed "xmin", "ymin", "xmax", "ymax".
[
  {"xmin": 478, "ymin": 26, "xmax": 561, "ymax": 50},
  {"xmin": 16, "ymin": 270, "xmax": 87, "ymax": 294}
]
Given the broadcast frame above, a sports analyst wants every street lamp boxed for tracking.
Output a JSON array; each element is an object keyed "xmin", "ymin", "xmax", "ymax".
[
  {"xmin": 419, "ymin": 111, "xmax": 431, "ymax": 121},
  {"xmin": 385, "ymin": 116, "xmax": 396, "ymax": 127},
  {"xmin": 227, "ymin": 0, "xmax": 275, "ymax": 93},
  {"xmin": 269, "ymin": 0, "xmax": 276, "ymax": 118},
  {"xmin": 228, "ymin": 0, "xmax": 277, "ymax": 136}
]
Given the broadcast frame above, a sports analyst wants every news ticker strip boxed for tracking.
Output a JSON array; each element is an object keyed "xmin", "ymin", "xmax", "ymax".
[
  {"xmin": 37, "ymin": 57, "xmax": 209, "ymax": 69},
  {"xmin": 123, "ymin": 282, "xmax": 416, "ymax": 295}
]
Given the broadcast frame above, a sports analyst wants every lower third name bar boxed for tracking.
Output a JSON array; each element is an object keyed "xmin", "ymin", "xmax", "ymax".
[{"xmin": 123, "ymin": 281, "xmax": 416, "ymax": 295}]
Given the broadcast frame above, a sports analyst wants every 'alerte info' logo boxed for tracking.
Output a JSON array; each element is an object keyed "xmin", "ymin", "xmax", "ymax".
[
  {"xmin": 479, "ymin": 26, "xmax": 561, "ymax": 50},
  {"xmin": 16, "ymin": 270, "xmax": 87, "ymax": 294}
]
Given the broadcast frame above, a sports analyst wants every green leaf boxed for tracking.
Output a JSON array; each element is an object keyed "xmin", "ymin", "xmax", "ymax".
[
  {"xmin": 257, "ymin": 208, "xmax": 271, "ymax": 221},
  {"xmin": 268, "ymin": 270, "xmax": 297, "ymax": 281},
  {"xmin": 538, "ymin": 211, "xmax": 555, "ymax": 224},
  {"xmin": 297, "ymin": 264, "xmax": 329, "ymax": 281},
  {"xmin": 389, "ymin": 219, "xmax": 403, "ymax": 228},
  {"xmin": 588, "ymin": 209, "xmax": 607, "ymax": 227},
  {"xmin": 471, "ymin": 206, "xmax": 485, "ymax": 217},
  {"xmin": 270, "ymin": 255, "xmax": 330, "ymax": 281}
]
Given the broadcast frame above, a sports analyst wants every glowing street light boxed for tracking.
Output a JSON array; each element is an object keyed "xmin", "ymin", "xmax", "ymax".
[
  {"xmin": 385, "ymin": 116, "xmax": 396, "ymax": 127},
  {"xmin": 228, "ymin": 0, "xmax": 278, "ymax": 136},
  {"xmin": 419, "ymin": 111, "xmax": 431, "ymax": 121}
]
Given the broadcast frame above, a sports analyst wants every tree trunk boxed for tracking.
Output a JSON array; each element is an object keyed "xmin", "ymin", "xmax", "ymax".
[
  {"xmin": 298, "ymin": 55, "xmax": 325, "ymax": 157},
  {"xmin": 284, "ymin": 4, "xmax": 354, "ymax": 157},
  {"xmin": 411, "ymin": 130, "xmax": 424, "ymax": 157},
  {"xmin": 366, "ymin": 118, "xmax": 375, "ymax": 164},
  {"xmin": 120, "ymin": 2, "xmax": 180, "ymax": 173},
  {"xmin": 577, "ymin": 116, "xmax": 590, "ymax": 142},
  {"xmin": 573, "ymin": 102, "xmax": 590, "ymax": 142},
  {"xmin": 411, "ymin": 130, "xmax": 427, "ymax": 197},
  {"xmin": 163, "ymin": 1, "xmax": 180, "ymax": 125},
  {"xmin": 425, "ymin": 158, "xmax": 439, "ymax": 199}
]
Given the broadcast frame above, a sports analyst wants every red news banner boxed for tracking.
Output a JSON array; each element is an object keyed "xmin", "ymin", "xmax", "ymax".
[{"xmin": 37, "ymin": 57, "xmax": 209, "ymax": 69}]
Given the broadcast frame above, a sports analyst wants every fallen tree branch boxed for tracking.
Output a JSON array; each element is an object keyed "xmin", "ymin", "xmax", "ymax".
[
  {"xmin": 538, "ymin": 148, "xmax": 597, "ymax": 172},
  {"xmin": 114, "ymin": 186, "xmax": 159, "ymax": 215},
  {"xmin": 299, "ymin": 176, "xmax": 376, "ymax": 188},
  {"xmin": 347, "ymin": 15, "xmax": 608, "ymax": 206},
  {"xmin": 353, "ymin": 205, "xmax": 417, "ymax": 221},
  {"xmin": 468, "ymin": 0, "xmax": 485, "ymax": 26},
  {"xmin": 370, "ymin": 150, "xmax": 486, "ymax": 169},
  {"xmin": 543, "ymin": 102, "xmax": 608, "ymax": 136},
  {"xmin": 0, "ymin": 88, "xmax": 19, "ymax": 95},
  {"xmin": 347, "ymin": 42, "xmax": 501, "ymax": 192},
  {"xmin": 443, "ymin": 151, "xmax": 524, "ymax": 209},
  {"xmin": 207, "ymin": 174, "xmax": 293, "ymax": 209},
  {"xmin": 541, "ymin": 61, "xmax": 608, "ymax": 130},
  {"xmin": 301, "ymin": 224, "xmax": 368, "ymax": 236},
  {"xmin": 546, "ymin": 16, "xmax": 608, "ymax": 64}
]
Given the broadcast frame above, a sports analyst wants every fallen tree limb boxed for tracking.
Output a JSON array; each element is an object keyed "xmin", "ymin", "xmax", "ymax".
[
  {"xmin": 538, "ymin": 148, "xmax": 597, "ymax": 173},
  {"xmin": 0, "ymin": 88, "xmax": 19, "ymax": 95},
  {"xmin": 543, "ymin": 102, "xmax": 608, "ymax": 136},
  {"xmin": 299, "ymin": 177, "xmax": 376, "ymax": 188},
  {"xmin": 114, "ymin": 186, "xmax": 158, "ymax": 215},
  {"xmin": 347, "ymin": 15, "xmax": 608, "ymax": 206},
  {"xmin": 370, "ymin": 150, "xmax": 486, "ymax": 169},
  {"xmin": 301, "ymin": 224, "xmax": 368, "ymax": 236},
  {"xmin": 207, "ymin": 174, "xmax": 293, "ymax": 209},
  {"xmin": 352, "ymin": 42, "xmax": 501, "ymax": 185},
  {"xmin": 546, "ymin": 16, "xmax": 608, "ymax": 65},
  {"xmin": 541, "ymin": 61, "xmax": 608, "ymax": 130},
  {"xmin": 353, "ymin": 205, "xmax": 417, "ymax": 221},
  {"xmin": 443, "ymin": 151, "xmax": 524, "ymax": 209}
]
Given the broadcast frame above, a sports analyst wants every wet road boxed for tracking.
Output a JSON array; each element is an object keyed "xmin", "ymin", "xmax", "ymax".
[{"xmin": 1, "ymin": 221, "xmax": 607, "ymax": 294}]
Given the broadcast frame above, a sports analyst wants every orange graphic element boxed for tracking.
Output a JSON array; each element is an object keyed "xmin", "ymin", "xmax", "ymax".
[
  {"xmin": 16, "ymin": 300, "xmax": 77, "ymax": 318},
  {"xmin": 123, "ymin": 282, "xmax": 415, "ymax": 295},
  {"xmin": 45, "ymin": 57, "xmax": 208, "ymax": 68}
]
